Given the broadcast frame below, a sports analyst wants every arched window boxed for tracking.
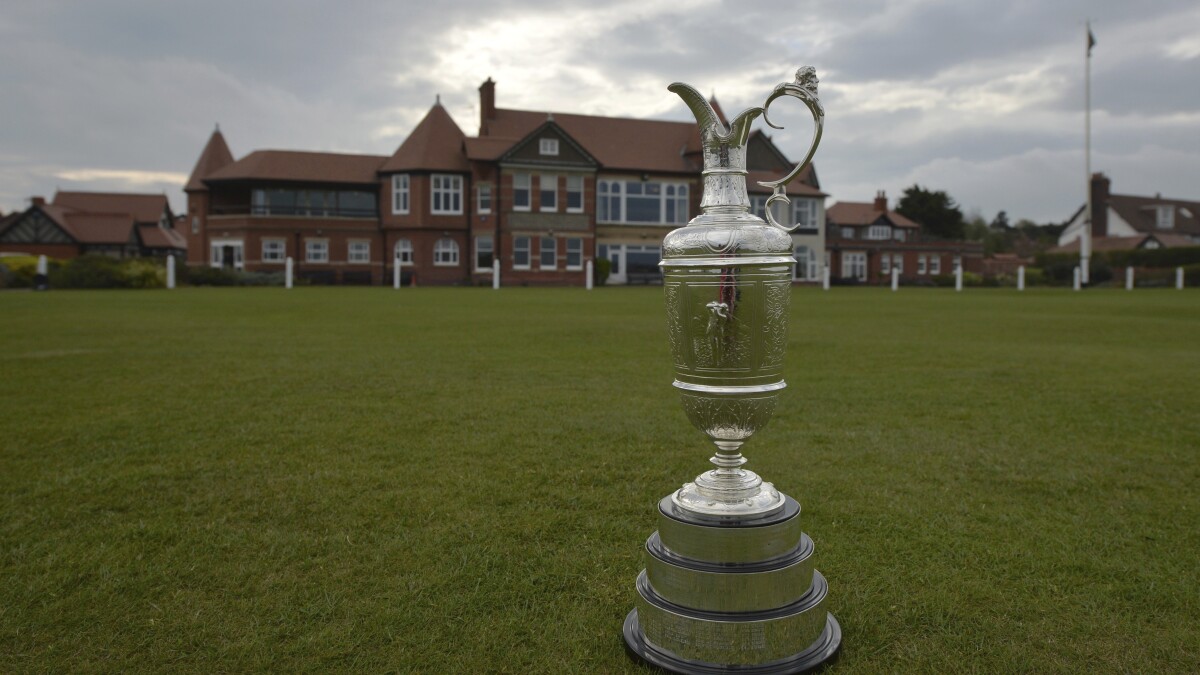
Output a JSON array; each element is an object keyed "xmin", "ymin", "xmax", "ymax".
[
  {"xmin": 433, "ymin": 238, "xmax": 459, "ymax": 266},
  {"xmin": 394, "ymin": 239, "xmax": 413, "ymax": 265},
  {"xmin": 794, "ymin": 245, "xmax": 817, "ymax": 281}
]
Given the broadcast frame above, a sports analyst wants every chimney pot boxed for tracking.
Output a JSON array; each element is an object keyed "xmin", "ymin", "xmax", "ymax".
[
  {"xmin": 873, "ymin": 190, "xmax": 887, "ymax": 212},
  {"xmin": 31, "ymin": 196, "xmax": 46, "ymax": 207}
]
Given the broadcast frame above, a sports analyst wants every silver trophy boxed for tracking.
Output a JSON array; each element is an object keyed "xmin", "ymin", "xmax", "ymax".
[{"xmin": 623, "ymin": 68, "xmax": 841, "ymax": 673}]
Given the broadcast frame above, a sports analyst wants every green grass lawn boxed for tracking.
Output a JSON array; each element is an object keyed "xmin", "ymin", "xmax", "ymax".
[{"xmin": 1, "ymin": 286, "xmax": 1197, "ymax": 673}]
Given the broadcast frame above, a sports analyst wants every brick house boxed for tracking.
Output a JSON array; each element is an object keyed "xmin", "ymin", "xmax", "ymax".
[
  {"xmin": 826, "ymin": 191, "xmax": 982, "ymax": 283},
  {"xmin": 184, "ymin": 79, "xmax": 826, "ymax": 286},
  {"xmin": 1057, "ymin": 172, "xmax": 1200, "ymax": 249},
  {"xmin": 0, "ymin": 191, "xmax": 184, "ymax": 259}
]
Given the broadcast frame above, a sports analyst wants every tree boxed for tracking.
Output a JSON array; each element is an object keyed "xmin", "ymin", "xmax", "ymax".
[
  {"xmin": 895, "ymin": 185, "xmax": 965, "ymax": 240},
  {"xmin": 990, "ymin": 210, "xmax": 1010, "ymax": 229}
]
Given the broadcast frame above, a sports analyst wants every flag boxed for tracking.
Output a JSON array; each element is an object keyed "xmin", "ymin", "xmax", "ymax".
[{"xmin": 1087, "ymin": 26, "xmax": 1097, "ymax": 56}]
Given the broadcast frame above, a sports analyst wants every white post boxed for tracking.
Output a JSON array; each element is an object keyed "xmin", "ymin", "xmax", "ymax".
[
  {"xmin": 891, "ymin": 266, "xmax": 898, "ymax": 292},
  {"xmin": 955, "ymin": 264, "xmax": 963, "ymax": 292},
  {"xmin": 586, "ymin": 259, "xmax": 594, "ymax": 290},
  {"xmin": 492, "ymin": 259, "xmax": 500, "ymax": 290},
  {"xmin": 1073, "ymin": 266, "xmax": 1081, "ymax": 291},
  {"xmin": 166, "ymin": 254, "xmax": 176, "ymax": 289},
  {"xmin": 1177, "ymin": 266, "xmax": 1185, "ymax": 290},
  {"xmin": 1125, "ymin": 266, "xmax": 1134, "ymax": 291},
  {"xmin": 393, "ymin": 263, "xmax": 400, "ymax": 289},
  {"xmin": 822, "ymin": 264, "xmax": 830, "ymax": 291},
  {"xmin": 285, "ymin": 256, "xmax": 294, "ymax": 289},
  {"xmin": 1017, "ymin": 265, "xmax": 1025, "ymax": 291},
  {"xmin": 35, "ymin": 254, "xmax": 48, "ymax": 291}
]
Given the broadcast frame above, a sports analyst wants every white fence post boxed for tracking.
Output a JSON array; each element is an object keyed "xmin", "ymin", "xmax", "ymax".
[
  {"xmin": 393, "ymin": 263, "xmax": 400, "ymax": 289},
  {"xmin": 35, "ymin": 255, "xmax": 48, "ymax": 291},
  {"xmin": 822, "ymin": 264, "xmax": 830, "ymax": 291},
  {"xmin": 1017, "ymin": 265, "xmax": 1025, "ymax": 291},
  {"xmin": 586, "ymin": 259, "xmax": 594, "ymax": 290},
  {"xmin": 1177, "ymin": 266, "xmax": 1185, "ymax": 290},
  {"xmin": 166, "ymin": 254, "xmax": 176, "ymax": 289},
  {"xmin": 492, "ymin": 259, "xmax": 500, "ymax": 290},
  {"xmin": 955, "ymin": 264, "xmax": 963, "ymax": 292},
  {"xmin": 1125, "ymin": 266, "xmax": 1134, "ymax": 291},
  {"xmin": 285, "ymin": 257, "xmax": 293, "ymax": 289},
  {"xmin": 891, "ymin": 266, "xmax": 898, "ymax": 292},
  {"xmin": 1073, "ymin": 266, "xmax": 1081, "ymax": 291}
]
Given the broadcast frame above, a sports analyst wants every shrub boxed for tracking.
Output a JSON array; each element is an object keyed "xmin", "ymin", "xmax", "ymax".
[
  {"xmin": 1023, "ymin": 267, "xmax": 1046, "ymax": 286},
  {"xmin": 186, "ymin": 265, "xmax": 239, "ymax": 286},
  {"xmin": 50, "ymin": 255, "xmax": 126, "ymax": 288},
  {"xmin": 594, "ymin": 257, "xmax": 612, "ymax": 286},
  {"xmin": 119, "ymin": 258, "xmax": 166, "ymax": 288},
  {"xmin": 0, "ymin": 255, "xmax": 48, "ymax": 288}
]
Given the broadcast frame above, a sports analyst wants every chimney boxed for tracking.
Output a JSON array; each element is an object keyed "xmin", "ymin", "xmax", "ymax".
[
  {"xmin": 479, "ymin": 78, "xmax": 496, "ymax": 135},
  {"xmin": 1089, "ymin": 172, "xmax": 1110, "ymax": 237},
  {"xmin": 873, "ymin": 190, "xmax": 887, "ymax": 212},
  {"xmin": 31, "ymin": 196, "xmax": 46, "ymax": 207}
]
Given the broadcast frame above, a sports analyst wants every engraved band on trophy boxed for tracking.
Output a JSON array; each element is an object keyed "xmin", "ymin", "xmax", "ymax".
[{"xmin": 623, "ymin": 68, "xmax": 842, "ymax": 674}]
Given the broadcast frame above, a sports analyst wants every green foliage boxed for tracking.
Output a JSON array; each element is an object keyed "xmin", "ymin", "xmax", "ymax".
[
  {"xmin": 0, "ymin": 255, "xmax": 54, "ymax": 288},
  {"xmin": 185, "ymin": 266, "xmax": 285, "ymax": 287},
  {"xmin": 895, "ymin": 184, "xmax": 965, "ymax": 240},
  {"xmin": 1023, "ymin": 267, "xmax": 1046, "ymax": 286},
  {"xmin": 1036, "ymin": 247, "xmax": 1200, "ymax": 286},
  {"xmin": 47, "ymin": 255, "xmax": 164, "ymax": 289},
  {"xmin": 593, "ymin": 257, "xmax": 612, "ymax": 286}
]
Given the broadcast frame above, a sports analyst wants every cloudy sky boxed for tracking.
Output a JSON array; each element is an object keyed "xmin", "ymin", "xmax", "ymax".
[{"xmin": 2, "ymin": 0, "xmax": 1197, "ymax": 223}]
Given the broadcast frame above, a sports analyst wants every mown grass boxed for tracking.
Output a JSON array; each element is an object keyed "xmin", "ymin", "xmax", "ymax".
[{"xmin": 1, "ymin": 286, "xmax": 1197, "ymax": 673}]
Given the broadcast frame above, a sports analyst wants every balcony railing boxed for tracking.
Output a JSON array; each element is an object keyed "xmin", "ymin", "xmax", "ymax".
[{"xmin": 210, "ymin": 204, "xmax": 378, "ymax": 219}]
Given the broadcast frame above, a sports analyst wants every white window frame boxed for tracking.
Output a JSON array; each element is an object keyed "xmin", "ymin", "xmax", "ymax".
[
  {"xmin": 792, "ymin": 199, "xmax": 817, "ymax": 229},
  {"xmin": 539, "ymin": 138, "xmax": 559, "ymax": 156},
  {"xmin": 395, "ymin": 239, "xmax": 413, "ymax": 266},
  {"xmin": 793, "ymin": 245, "xmax": 816, "ymax": 281},
  {"xmin": 431, "ymin": 174, "xmax": 463, "ymax": 215},
  {"xmin": 881, "ymin": 253, "xmax": 891, "ymax": 275},
  {"xmin": 477, "ymin": 184, "xmax": 492, "ymax": 214},
  {"xmin": 348, "ymin": 240, "xmax": 370, "ymax": 264},
  {"xmin": 513, "ymin": 236, "xmax": 531, "ymax": 270},
  {"xmin": 867, "ymin": 225, "xmax": 891, "ymax": 240},
  {"xmin": 596, "ymin": 180, "xmax": 688, "ymax": 225},
  {"xmin": 917, "ymin": 254, "xmax": 927, "ymax": 275},
  {"xmin": 894, "ymin": 229, "xmax": 907, "ymax": 242},
  {"xmin": 565, "ymin": 238, "xmax": 583, "ymax": 270},
  {"xmin": 262, "ymin": 238, "xmax": 286, "ymax": 263},
  {"xmin": 1156, "ymin": 205, "xmax": 1175, "ymax": 229},
  {"xmin": 892, "ymin": 253, "xmax": 903, "ymax": 274},
  {"xmin": 930, "ymin": 255, "xmax": 941, "ymax": 275},
  {"xmin": 953, "ymin": 255, "xmax": 962, "ymax": 271},
  {"xmin": 539, "ymin": 236, "xmax": 557, "ymax": 270},
  {"xmin": 433, "ymin": 238, "xmax": 459, "ymax": 266},
  {"xmin": 840, "ymin": 227, "xmax": 855, "ymax": 239},
  {"xmin": 842, "ymin": 251, "xmax": 866, "ymax": 280},
  {"xmin": 540, "ymin": 174, "xmax": 557, "ymax": 212},
  {"xmin": 305, "ymin": 238, "xmax": 329, "ymax": 264},
  {"xmin": 513, "ymin": 173, "xmax": 531, "ymax": 212},
  {"xmin": 566, "ymin": 175, "xmax": 584, "ymax": 213},
  {"xmin": 191, "ymin": 215, "xmax": 199, "ymax": 234},
  {"xmin": 475, "ymin": 235, "xmax": 494, "ymax": 272},
  {"xmin": 392, "ymin": 174, "xmax": 410, "ymax": 215}
]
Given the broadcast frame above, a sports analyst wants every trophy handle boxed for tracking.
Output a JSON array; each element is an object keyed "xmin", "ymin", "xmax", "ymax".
[{"xmin": 757, "ymin": 67, "xmax": 824, "ymax": 233}]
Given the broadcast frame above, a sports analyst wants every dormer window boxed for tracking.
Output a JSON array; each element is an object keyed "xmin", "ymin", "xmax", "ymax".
[
  {"xmin": 539, "ymin": 138, "xmax": 559, "ymax": 156},
  {"xmin": 867, "ymin": 225, "xmax": 891, "ymax": 240},
  {"xmin": 1156, "ymin": 205, "xmax": 1175, "ymax": 229}
]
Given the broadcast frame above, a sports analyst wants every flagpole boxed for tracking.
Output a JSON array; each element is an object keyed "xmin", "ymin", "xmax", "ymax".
[{"xmin": 1082, "ymin": 21, "xmax": 1093, "ymax": 285}]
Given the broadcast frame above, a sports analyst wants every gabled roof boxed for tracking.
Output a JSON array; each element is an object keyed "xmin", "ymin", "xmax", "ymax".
[
  {"xmin": 137, "ymin": 225, "xmax": 187, "ymax": 250},
  {"xmin": 1049, "ymin": 233, "xmax": 1198, "ymax": 254},
  {"xmin": 205, "ymin": 150, "xmax": 387, "ymax": 185},
  {"xmin": 186, "ymin": 129, "xmax": 235, "ymax": 192},
  {"xmin": 497, "ymin": 120, "xmax": 598, "ymax": 168},
  {"xmin": 62, "ymin": 213, "xmax": 137, "ymax": 244},
  {"xmin": 1108, "ymin": 193, "xmax": 1200, "ymax": 235},
  {"xmin": 481, "ymin": 107, "xmax": 702, "ymax": 174},
  {"xmin": 827, "ymin": 201, "xmax": 919, "ymax": 228},
  {"xmin": 380, "ymin": 103, "xmax": 470, "ymax": 173},
  {"xmin": 52, "ymin": 191, "xmax": 168, "ymax": 224}
]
